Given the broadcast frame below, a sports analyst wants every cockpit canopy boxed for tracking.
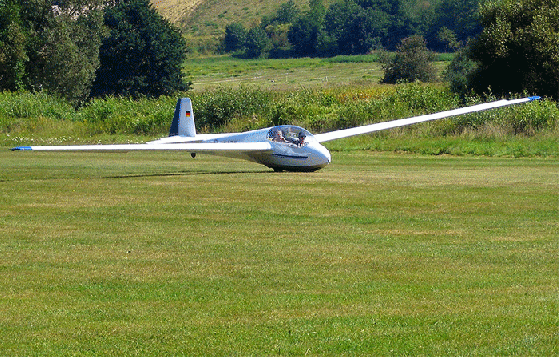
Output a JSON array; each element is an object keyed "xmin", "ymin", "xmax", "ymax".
[{"xmin": 267, "ymin": 126, "xmax": 314, "ymax": 146}]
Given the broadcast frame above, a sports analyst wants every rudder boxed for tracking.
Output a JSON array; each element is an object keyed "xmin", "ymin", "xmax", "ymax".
[{"xmin": 169, "ymin": 98, "xmax": 196, "ymax": 137}]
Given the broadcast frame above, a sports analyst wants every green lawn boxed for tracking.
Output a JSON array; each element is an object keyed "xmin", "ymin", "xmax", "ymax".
[{"xmin": 1, "ymin": 149, "xmax": 557, "ymax": 355}]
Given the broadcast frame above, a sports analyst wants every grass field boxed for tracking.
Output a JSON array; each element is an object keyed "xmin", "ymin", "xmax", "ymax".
[
  {"xmin": 185, "ymin": 56, "xmax": 386, "ymax": 92},
  {"xmin": 185, "ymin": 55, "xmax": 451, "ymax": 92},
  {"xmin": 1, "ymin": 149, "xmax": 557, "ymax": 355}
]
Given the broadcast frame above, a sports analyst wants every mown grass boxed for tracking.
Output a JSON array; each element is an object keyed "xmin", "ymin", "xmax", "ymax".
[{"xmin": 1, "ymin": 150, "xmax": 558, "ymax": 355}]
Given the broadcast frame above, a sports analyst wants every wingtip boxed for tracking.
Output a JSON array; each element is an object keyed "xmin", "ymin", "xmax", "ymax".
[
  {"xmin": 528, "ymin": 96, "xmax": 541, "ymax": 101},
  {"xmin": 11, "ymin": 146, "xmax": 32, "ymax": 151}
]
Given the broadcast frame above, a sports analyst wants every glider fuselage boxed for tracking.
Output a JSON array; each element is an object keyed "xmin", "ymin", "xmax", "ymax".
[{"xmin": 153, "ymin": 125, "xmax": 332, "ymax": 172}]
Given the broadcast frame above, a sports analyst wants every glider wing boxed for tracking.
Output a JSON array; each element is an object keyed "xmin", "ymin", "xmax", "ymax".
[
  {"xmin": 12, "ymin": 142, "xmax": 273, "ymax": 153},
  {"xmin": 313, "ymin": 96, "xmax": 541, "ymax": 143}
]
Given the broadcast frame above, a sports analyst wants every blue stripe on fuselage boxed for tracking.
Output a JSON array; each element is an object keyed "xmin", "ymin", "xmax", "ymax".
[{"xmin": 272, "ymin": 153, "xmax": 308, "ymax": 160}]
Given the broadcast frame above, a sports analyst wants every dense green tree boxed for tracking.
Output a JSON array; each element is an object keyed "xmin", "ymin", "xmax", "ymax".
[
  {"xmin": 467, "ymin": 0, "xmax": 559, "ymax": 98},
  {"xmin": 0, "ymin": 0, "xmax": 104, "ymax": 105},
  {"xmin": 0, "ymin": 0, "xmax": 28, "ymax": 91},
  {"xmin": 287, "ymin": 1, "xmax": 326, "ymax": 57},
  {"xmin": 427, "ymin": 0, "xmax": 481, "ymax": 51},
  {"xmin": 265, "ymin": 23, "xmax": 291, "ymax": 52},
  {"xmin": 223, "ymin": 22, "xmax": 247, "ymax": 52},
  {"xmin": 244, "ymin": 26, "xmax": 272, "ymax": 59},
  {"xmin": 320, "ymin": 0, "xmax": 388, "ymax": 55},
  {"xmin": 226, "ymin": 1, "xmax": 298, "ymax": 57},
  {"xmin": 309, "ymin": 0, "xmax": 327, "ymax": 18},
  {"xmin": 362, "ymin": 0, "xmax": 415, "ymax": 50},
  {"xmin": 34, "ymin": 6, "xmax": 104, "ymax": 105},
  {"xmin": 226, "ymin": 0, "xmax": 482, "ymax": 58},
  {"xmin": 444, "ymin": 46, "xmax": 477, "ymax": 95},
  {"xmin": 92, "ymin": 0, "xmax": 189, "ymax": 98},
  {"xmin": 275, "ymin": 0, "xmax": 300, "ymax": 23},
  {"xmin": 261, "ymin": 0, "xmax": 300, "ymax": 27},
  {"xmin": 381, "ymin": 35, "xmax": 436, "ymax": 83}
]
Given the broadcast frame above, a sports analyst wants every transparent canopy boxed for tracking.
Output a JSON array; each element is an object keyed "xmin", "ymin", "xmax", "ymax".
[{"xmin": 266, "ymin": 126, "xmax": 314, "ymax": 146}]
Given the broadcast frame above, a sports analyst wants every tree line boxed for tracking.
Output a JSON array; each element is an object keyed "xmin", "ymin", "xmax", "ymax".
[
  {"xmin": 0, "ymin": 0, "xmax": 189, "ymax": 106},
  {"xmin": 223, "ymin": 0, "xmax": 481, "ymax": 58}
]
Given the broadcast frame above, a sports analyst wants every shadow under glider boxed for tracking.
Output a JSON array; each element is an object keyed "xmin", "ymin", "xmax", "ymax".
[{"xmin": 12, "ymin": 96, "xmax": 540, "ymax": 172}]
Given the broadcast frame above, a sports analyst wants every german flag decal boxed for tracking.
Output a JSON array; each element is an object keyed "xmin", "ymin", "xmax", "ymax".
[{"xmin": 185, "ymin": 111, "xmax": 191, "ymax": 117}]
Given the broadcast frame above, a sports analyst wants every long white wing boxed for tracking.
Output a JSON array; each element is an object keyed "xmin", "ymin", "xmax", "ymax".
[
  {"xmin": 11, "ymin": 142, "xmax": 273, "ymax": 152},
  {"xmin": 313, "ymin": 96, "xmax": 540, "ymax": 143}
]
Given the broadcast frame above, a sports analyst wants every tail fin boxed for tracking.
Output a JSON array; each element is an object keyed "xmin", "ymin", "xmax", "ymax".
[{"xmin": 169, "ymin": 98, "xmax": 196, "ymax": 137}]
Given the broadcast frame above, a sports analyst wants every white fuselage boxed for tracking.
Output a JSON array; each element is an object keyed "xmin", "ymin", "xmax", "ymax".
[{"xmin": 152, "ymin": 125, "xmax": 332, "ymax": 172}]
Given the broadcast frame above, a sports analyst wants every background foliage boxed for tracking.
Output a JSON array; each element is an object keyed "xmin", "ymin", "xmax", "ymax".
[
  {"xmin": 381, "ymin": 35, "xmax": 436, "ymax": 84},
  {"xmin": 466, "ymin": 0, "xmax": 559, "ymax": 98},
  {"xmin": 92, "ymin": 0, "xmax": 190, "ymax": 98},
  {"xmin": 0, "ymin": 0, "xmax": 105, "ymax": 105},
  {"xmin": 0, "ymin": 0, "xmax": 188, "ymax": 105},
  {"xmin": 2, "ymin": 0, "xmax": 558, "ymax": 116}
]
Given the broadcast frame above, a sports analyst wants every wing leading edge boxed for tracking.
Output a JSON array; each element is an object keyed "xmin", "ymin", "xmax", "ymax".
[
  {"xmin": 11, "ymin": 142, "xmax": 273, "ymax": 153},
  {"xmin": 313, "ymin": 96, "xmax": 541, "ymax": 143}
]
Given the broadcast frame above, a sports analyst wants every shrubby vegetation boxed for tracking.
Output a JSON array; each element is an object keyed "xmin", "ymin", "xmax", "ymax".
[
  {"xmin": 2, "ymin": 85, "xmax": 557, "ymax": 157},
  {"xmin": 1, "ymin": 0, "xmax": 558, "ymax": 148},
  {"xmin": 2, "ymin": 0, "xmax": 556, "ymax": 108}
]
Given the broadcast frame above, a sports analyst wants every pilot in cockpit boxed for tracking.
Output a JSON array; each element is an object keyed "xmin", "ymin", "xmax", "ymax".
[
  {"xmin": 273, "ymin": 129, "xmax": 285, "ymax": 142},
  {"xmin": 297, "ymin": 132, "xmax": 306, "ymax": 146}
]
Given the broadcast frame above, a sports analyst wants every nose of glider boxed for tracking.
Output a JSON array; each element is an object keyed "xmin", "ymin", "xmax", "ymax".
[
  {"xmin": 314, "ymin": 143, "xmax": 331, "ymax": 167},
  {"xmin": 323, "ymin": 146, "xmax": 332, "ymax": 164}
]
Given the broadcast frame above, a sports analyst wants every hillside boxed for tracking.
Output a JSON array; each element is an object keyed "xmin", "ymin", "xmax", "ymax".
[
  {"xmin": 151, "ymin": 0, "xmax": 444, "ymax": 49},
  {"xmin": 151, "ymin": 0, "xmax": 205, "ymax": 26},
  {"xmin": 151, "ymin": 0, "xmax": 324, "ymax": 38}
]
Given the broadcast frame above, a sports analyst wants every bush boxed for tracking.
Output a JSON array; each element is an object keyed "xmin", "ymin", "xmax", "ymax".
[
  {"xmin": 381, "ymin": 36, "xmax": 437, "ymax": 84},
  {"xmin": 498, "ymin": 99, "xmax": 559, "ymax": 135},
  {"xmin": 223, "ymin": 23, "xmax": 247, "ymax": 53}
]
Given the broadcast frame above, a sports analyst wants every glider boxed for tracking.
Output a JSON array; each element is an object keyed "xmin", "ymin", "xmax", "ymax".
[{"xmin": 12, "ymin": 96, "xmax": 540, "ymax": 172}]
